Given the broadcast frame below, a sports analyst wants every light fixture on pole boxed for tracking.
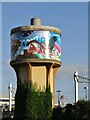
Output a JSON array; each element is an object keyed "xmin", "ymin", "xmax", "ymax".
[
  {"xmin": 56, "ymin": 90, "xmax": 61, "ymax": 106},
  {"xmin": 8, "ymin": 83, "xmax": 12, "ymax": 112},
  {"xmin": 84, "ymin": 86, "xmax": 88, "ymax": 101}
]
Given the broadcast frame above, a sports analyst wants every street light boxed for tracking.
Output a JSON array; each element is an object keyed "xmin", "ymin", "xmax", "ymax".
[
  {"xmin": 8, "ymin": 83, "xmax": 12, "ymax": 112},
  {"xmin": 56, "ymin": 90, "xmax": 61, "ymax": 106},
  {"xmin": 84, "ymin": 86, "xmax": 88, "ymax": 101}
]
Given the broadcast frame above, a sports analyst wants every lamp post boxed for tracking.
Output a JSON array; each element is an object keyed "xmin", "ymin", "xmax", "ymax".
[
  {"xmin": 8, "ymin": 83, "xmax": 12, "ymax": 112},
  {"xmin": 84, "ymin": 86, "xmax": 88, "ymax": 101},
  {"xmin": 56, "ymin": 90, "xmax": 61, "ymax": 106}
]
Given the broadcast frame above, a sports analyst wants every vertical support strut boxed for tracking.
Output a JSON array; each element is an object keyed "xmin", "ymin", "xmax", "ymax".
[
  {"xmin": 8, "ymin": 83, "xmax": 12, "ymax": 112},
  {"xmin": 74, "ymin": 71, "xmax": 78, "ymax": 103}
]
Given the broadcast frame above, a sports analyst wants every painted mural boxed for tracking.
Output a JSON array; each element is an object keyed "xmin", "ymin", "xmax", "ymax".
[{"xmin": 11, "ymin": 31, "xmax": 61, "ymax": 61}]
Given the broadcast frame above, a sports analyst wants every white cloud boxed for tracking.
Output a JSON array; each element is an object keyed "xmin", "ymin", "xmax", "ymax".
[
  {"xmin": 0, "ymin": 80, "xmax": 2, "ymax": 97},
  {"xmin": 2, "ymin": 60, "xmax": 16, "ymax": 96},
  {"xmin": 55, "ymin": 64, "xmax": 88, "ymax": 81},
  {"xmin": 54, "ymin": 64, "xmax": 88, "ymax": 104}
]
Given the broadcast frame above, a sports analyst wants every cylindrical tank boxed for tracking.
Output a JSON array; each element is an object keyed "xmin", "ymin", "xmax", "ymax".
[{"xmin": 11, "ymin": 18, "xmax": 61, "ymax": 62}]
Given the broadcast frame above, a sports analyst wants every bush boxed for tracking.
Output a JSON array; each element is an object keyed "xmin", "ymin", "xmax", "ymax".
[
  {"xmin": 52, "ymin": 100, "xmax": 90, "ymax": 120},
  {"xmin": 14, "ymin": 80, "xmax": 52, "ymax": 120},
  {"xmin": 25, "ymin": 81, "xmax": 52, "ymax": 120}
]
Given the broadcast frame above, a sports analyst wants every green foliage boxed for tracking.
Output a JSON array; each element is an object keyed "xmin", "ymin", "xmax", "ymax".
[
  {"xmin": 44, "ymin": 86, "xmax": 52, "ymax": 120},
  {"xmin": 14, "ymin": 80, "xmax": 27, "ymax": 119},
  {"xmin": 25, "ymin": 81, "xmax": 52, "ymax": 120},
  {"xmin": 52, "ymin": 100, "xmax": 90, "ymax": 120},
  {"xmin": 15, "ymin": 80, "xmax": 52, "ymax": 120},
  {"xmin": 74, "ymin": 100, "xmax": 90, "ymax": 120},
  {"xmin": 52, "ymin": 106, "xmax": 65, "ymax": 120}
]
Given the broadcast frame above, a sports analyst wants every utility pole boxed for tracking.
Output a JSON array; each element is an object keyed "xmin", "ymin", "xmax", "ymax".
[
  {"xmin": 74, "ymin": 71, "xmax": 78, "ymax": 103},
  {"xmin": 74, "ymin": 71, "xmax": 89, "ymax": 102},
  {"xmin": 8, "ymin": 83, "xmax": 12, "ymax": 112}
]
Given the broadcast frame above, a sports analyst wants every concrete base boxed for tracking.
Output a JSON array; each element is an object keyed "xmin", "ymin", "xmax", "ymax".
[{"xmin": 10, "ymin": 59, "xmax": 61, "ymax": 107}]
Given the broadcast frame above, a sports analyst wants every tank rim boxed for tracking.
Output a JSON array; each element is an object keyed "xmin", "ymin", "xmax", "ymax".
[
  {"xmin": 10, "ymin": 25, "xmax": 61, "ymax": 35},
  {"xmin": 10, "ymin": 58, "xmax": 62, "ymax": 68}
]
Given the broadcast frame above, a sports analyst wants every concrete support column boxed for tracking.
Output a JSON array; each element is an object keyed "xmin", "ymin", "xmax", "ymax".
[{"xmin": 11, "ymin": 60, "xmax": 61, "ymax": 108}]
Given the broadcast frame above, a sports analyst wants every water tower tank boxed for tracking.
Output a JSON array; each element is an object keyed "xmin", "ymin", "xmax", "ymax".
[{"xmin": 11, "ymin": 18, "xmax": 61, "ymax": 63}]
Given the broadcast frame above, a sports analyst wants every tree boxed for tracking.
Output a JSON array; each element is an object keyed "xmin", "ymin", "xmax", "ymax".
[
  {"xmin": 25, "ymin": 80, "xmax": 32, "ymax": 120},
  {"xmin": 44, "ymin": 85, "xmax": 52, "ymax": 120},
  {"xmin": 25, "ymin": 81, "xmax": 52, "ymax": 120},
  {"xmin": 14, "ymin": 80, "xmax": 27, "ymax": 119},
  {"xmin": 74, "ymin": 100, "xmax": 90, "ymax": 120}
]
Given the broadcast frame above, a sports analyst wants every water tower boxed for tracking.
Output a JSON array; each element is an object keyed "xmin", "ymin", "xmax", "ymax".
[{"xmin": 10, "ymin": 18, "xmax": 62, "ymax": 111}]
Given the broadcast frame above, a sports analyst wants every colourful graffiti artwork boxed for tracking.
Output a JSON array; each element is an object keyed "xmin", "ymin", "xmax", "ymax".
[{"xmin": 11, "ymin": 31, "xmax": 61, "ymax": 61}]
